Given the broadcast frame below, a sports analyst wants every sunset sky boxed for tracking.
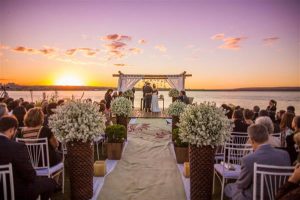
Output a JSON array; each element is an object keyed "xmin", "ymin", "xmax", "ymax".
[{"xmin": 0, "ymin": 0, "xmax": 299, "ymax": 89}]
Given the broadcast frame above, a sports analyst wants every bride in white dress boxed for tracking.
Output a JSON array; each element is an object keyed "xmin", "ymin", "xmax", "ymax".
[{"xmin": 151, "ymin": 84, "xmax": 161, "ymax": 113}]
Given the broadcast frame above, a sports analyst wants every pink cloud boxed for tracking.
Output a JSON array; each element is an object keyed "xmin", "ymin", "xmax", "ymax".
[
  {"xmin": 114, "ymin": 63, "xmax": 127, "ymax": 67},
  {"xmin": 65, "ymin": 48, "xmax": 98, "ymax": 56},
  {"xmin": 104, "ymin": 41, "xmax": 127, "ymax": 50},
  {"xmin": 138, "ymin": 39, "xmax": 147, "ymax": 44},
  {"xmin": 155, "ymin": 44, "xmax": 167, "ymax": 52},
  {"xmin": 101, "ymin": 34, "xmax": 132, "ymax": 41},
  {"xmin": 211, "ymin": 33, "xmax": 225, "ymax": 40},
  {"xmin": 263, "ymin": 37, "xmax": 280, "ymax": 46},
  {"xmin": 129, "ymin": 47, "xmax": 142, "ymax": 54},
  {"xmin": 219, "ymin": 37, "xmax": 247, "ymax": 50}
]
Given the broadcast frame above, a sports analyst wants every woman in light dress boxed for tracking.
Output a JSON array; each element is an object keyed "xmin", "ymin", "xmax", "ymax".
[{"xmin": 151, "ymin": 84, "xmax": 161, "ymax": 113}]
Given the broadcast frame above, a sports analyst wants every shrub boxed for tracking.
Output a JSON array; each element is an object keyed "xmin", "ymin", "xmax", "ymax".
[{"xmin": 105, "ymin": 124, "xmax": 126, "ymax": 143}]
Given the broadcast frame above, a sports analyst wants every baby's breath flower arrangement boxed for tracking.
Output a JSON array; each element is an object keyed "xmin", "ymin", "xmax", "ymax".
[
  {"xmin": 123, "ymin": 90, "xmax": 134, "ymax": 98},
  {"xmin": 111, "ymin": 97, "xmax": 132, "ymax": 117},
  {"xmin": 167, "ymin": 101, "xmax": 187, "ymax": 116},
  {"xmin": 168, "ymin": 88, "xmax": 180, "ymax": 98},
  {"xmin": 178, "ymin": 102, "xmax": 232, "ymax": 147},
  {"xmin": 48, "ymin": 100, "xmax": 106, "ymax": 143}
]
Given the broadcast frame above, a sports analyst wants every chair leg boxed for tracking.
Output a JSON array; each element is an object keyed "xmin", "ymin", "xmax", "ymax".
[
  {"xmin": 213, "ymin": 170, "xmax": 216, "ymax": 193},
  {"xmin": 62, "ymin": 168, "xmax": 65, "ymax": 194},
  {"xmin": 221, "ymin": 177, "xmax": 225, "ymax": 200}
]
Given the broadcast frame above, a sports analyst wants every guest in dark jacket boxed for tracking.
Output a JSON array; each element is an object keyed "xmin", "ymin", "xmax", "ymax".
[
  {"xmin": 178, "ymin": 90, "xmax": 189, "ymax": 104},
  {"xmin": 286, "ymin": 116, "xmax": 300, "ymax": 164},
  {"xmin": 0, "ymin": 116, "xmax": 57, "ymax": 200},
  {"xmin": 12, "ymin": 106, "xmax": 27, "ymax": 127},
  {"xmin": 275, "ymin": 165, "xmax": 300, "ymax": 200},
  {"xmin": 232, "ymin": 109, "xmax": 249, "ymax": 132},
  {"xmin": 267, "ymin": 99, "xmax": 277, "ymax": 122},
  {"xmin": 253, "ymin": 105, "xmax": 260, "ymax": 121},
  {"xmin": 104, "ymin": 89, "xmax": 113, "ymax": 109}
]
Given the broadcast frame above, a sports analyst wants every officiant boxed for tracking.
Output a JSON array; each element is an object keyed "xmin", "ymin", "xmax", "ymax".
[{"xmin": 143, "ymin": 82, "xmax": 153, "ymax": 112}]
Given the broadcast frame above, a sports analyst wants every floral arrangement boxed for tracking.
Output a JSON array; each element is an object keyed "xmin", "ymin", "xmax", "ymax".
[
  {"xmin": 48, "ymin": 100, "xmax": 106, "ymax": 143},
  {"xmin": 167, "ymin": 101, "xmax": 187, "ymax": 116},
  {"xmin": 168, "ymin": 88, "xmax": 180, "ymax": 98},
  {"xmin": 178, "ymin": 102, "xmax": 232, "ymax": 147},
  {"xmin": 123, "ymin": 90, "xmax": 134, "ymax": 98},
  {"xmin": 111, "ymin": 97, "xmax": 133, "ymax": 117}
]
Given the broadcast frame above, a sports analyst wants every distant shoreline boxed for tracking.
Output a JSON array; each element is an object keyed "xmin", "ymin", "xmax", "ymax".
[{"xmin": 3, "ymin": 85, "xmax": 300, "ymax": 92}]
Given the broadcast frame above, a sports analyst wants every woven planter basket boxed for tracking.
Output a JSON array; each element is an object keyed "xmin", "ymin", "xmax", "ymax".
[
  {"xmin": 116, "ymin": 115, "xmax": 128, "ymax": 140},
  {"xmin": 174, "ymin": 146, "xmax": 189, "ymax": 164},
  {"xmin": 172, "ymin": 115, "xmax": 180, "ymax": 139},
  {"xmin": 190, "ymin": 145, "xmax": 215, "ymax": 200},
  {"xmin": 67, "ymin": 141, "xmax": 94, "ymax": 200}
]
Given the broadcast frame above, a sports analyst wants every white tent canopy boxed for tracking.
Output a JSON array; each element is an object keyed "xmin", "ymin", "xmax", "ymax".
[{"xmin": 113, "ymin": 71, "xmax": 192, "ymax": 92}]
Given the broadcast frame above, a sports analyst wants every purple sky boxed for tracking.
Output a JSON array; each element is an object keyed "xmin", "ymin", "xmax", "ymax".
[{"xmin": 0, "ymin": 0, "xmax": 299, "ymax": 88}]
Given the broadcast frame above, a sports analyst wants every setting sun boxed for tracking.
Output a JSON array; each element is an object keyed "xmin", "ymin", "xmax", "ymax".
[{"xmin": 55, "ymin": 74, "xmax": 85, "ymax": 86}]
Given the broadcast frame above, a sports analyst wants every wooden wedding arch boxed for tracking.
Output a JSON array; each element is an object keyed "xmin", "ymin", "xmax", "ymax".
[{"xmin": 113, "ymin": 71, "xmax": 192, "ymax": 92}]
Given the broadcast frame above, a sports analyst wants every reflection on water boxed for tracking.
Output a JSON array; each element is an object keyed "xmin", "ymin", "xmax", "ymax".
[{"xmin": 8, "ymin": 90, "xmax": 300, "ymax": 113}]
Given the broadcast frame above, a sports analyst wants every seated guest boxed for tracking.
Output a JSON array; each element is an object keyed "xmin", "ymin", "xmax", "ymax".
[
  {"xmin": 253, "ymin": 105, "xmax": 260, "ymax": 121},
  {"xmin": 255, "ymin": 116, "xmax": 281, "ymax": 147},
  {"xmin": 280, "ymin": 112, "xmax": 295, "ymax": 137},
  {"xmin": 21, "ymin": 108, "xmax": 62, "ymax": 167},
  {"xmin": 276, "ymin": 110, "xmax": 286, "ymax": 125},
  {"xmin": 178, "ymin": 90, "xmax": 189, "ymax": 104},
  {"xmin": 43, "ymin": 102, "xmax": 57, "ymax": 127},
  {"xmin": 225, "ymin": 124, "xmax": 290, "ymax": 200},
  {"xmin": 286, "ymin": 116, "xmax": 300, "ymax": 164},
  {"xmin": 0, "ymin": 102, "xmax": 8, "ymax": 118},
  {"xmin": 275, "ymin": 165, "xmax": 300, "ymax": 200},
  {"xmin": 232, "ymin": 109, "xmax": 249, "ymax": 132},
  {"xmin": 12, "ymin": 106, "xmax": 27, "ymax": 127},
  {"xmin": 243, "ymin": 109, "xmax": 254, "ymax": 125},
  {"xmin": 287, "ymin": 106, "xmax": 295, "ymax": 115},
  {"xmin": 222, "ymin": 104, "xmax": 233, "ymax": 119},
  {"xmin": 259, "ymin": 109, "xmax": 269, "ymax": 117},
  {"xmin": 0, "ymin": 116, "xmax": 57, "ymax": 200},
  {"xmin": 7, "ymin": 99, "xmax": 21, "ymax": 114}
]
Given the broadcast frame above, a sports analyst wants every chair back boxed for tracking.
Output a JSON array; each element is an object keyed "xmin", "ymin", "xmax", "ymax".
[
  {"xmin": 16, "ymin": 138, "xmax": 50, "ymax": 170},
  {"xmin": 0, "ymin": 163, "xmax": 15, "ymax": 200},
  {"xmin": 223, "ymin": 143, "xmax": 252, "ymax": 165},
  {"xmin": 228, "ymin": 132, "xmax": 249, "ymax": 144},
  {"xmin": 187, "ymin": 97, "xmax": 194, "ymax": 104},
  {"xmin": 253, "ymin": 163, "xmax": 294, "ymax": 200}
]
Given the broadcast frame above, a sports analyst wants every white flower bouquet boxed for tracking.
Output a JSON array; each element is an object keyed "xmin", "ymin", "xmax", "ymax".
[
  {"xmin": 167, "ymin": 101, "xmax": 187, "ymax": 116},
  {"xmin": 178, "ymin": 102, "xmax": 232, "ymax": 147},
  {"xmin": 111, "ymin": 97, "xmax": 133, "ymax": 117},
  {"xmin": 168, "ymin": 88, "xmax": 180, "ymax": 97},
  {"xmin": 123, "ymin": 90, "xmax": 134, "ymax": 98},
  {"xmin": 48, "ymin": 100, "xmax": 106, "ymax": 143}
]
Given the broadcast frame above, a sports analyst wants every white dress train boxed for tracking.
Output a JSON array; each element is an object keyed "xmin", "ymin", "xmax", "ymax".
[{"xmin": 151, "ymin": 94, "xmax": 161, "ymax": 112}]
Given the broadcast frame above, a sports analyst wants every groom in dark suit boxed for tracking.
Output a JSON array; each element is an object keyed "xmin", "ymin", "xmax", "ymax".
[
  {"xmin": 0, "ymin": 116, "xmax": 58, "ymax": 200},
  {"xmin": 143, "ymin": 82, "xmax": 153, "ymax": 112}
]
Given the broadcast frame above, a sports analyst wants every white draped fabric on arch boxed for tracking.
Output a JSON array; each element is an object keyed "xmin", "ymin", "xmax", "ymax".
[{"xmin": 113, "ymin": 71, "xmax": 191, "ymax": 92}]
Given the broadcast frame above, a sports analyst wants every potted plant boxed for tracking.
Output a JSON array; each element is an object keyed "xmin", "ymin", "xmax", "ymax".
[
  {"xmin": 49, "ymin": 100, "xmax": 106, "ymax": 200},
  {"xmin": 167, "ymin": 101, "xmax": 186, "ymax": 136},
  {"xmin": 178, "ymin": 102, "xmax": 231, "ymax": 200},
  {"xmin": 168, "ymin": 88, "xmax": 180, "ymax": 102},
  {"xmin": 111, "ymin": 97, "xmax": 132, "ymax": 140},
  {"xmin": 173, "ymin": 128, "xmax": 189, "ymax": 164},
  {"xmin": 105, "ymin": 124, "xmax": 126, "ymax": 160}
]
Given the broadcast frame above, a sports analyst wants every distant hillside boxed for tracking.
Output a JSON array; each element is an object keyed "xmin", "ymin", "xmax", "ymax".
[{"xmin": 2, "ymin": 83, "xmax": 300, "ymax": 91}]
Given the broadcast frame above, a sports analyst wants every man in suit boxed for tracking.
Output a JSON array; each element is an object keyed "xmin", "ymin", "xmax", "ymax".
[
  {"xmin": 0, "ymin": 116, "xmax": 57, "ymax": 200},
  {"xmin": 143, "ymin": 82, "xmax": 153, "ymax": 112},
  {"xmin": 224, "ymin": 124, "xmax": 291, "ymax": 200},
  {"xmin": 178, "ymin": 90, "xmax": 189, "ymax": 104}
]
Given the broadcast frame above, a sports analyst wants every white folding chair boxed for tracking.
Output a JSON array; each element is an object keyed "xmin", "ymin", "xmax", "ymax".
[
  {"xmin": 215, "ymin": 132, "xmax": 249, "ymax": 163},
  {"xmin": 0, "ymin": 163, "xmax": 15, "ymax": 200},
  {"xmin": 16, "ymin": 138, "xmax": 65, "ymax": 193},
  {"xmin": 213, "ymin": 143, "xmax": 253, "ymax": 200},
  {"xmin": 229, "ymin": 132, "xmax": 249, "ymax": 144},
  {"xmin": 253, "ymin": 163, "xmax": 294, "ymax": 200}
]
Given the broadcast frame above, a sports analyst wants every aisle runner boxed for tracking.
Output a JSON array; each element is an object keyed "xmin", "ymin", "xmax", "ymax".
[{"xmin": 98, "ymin": 119, "xmax": 187, "ymax": 200}]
